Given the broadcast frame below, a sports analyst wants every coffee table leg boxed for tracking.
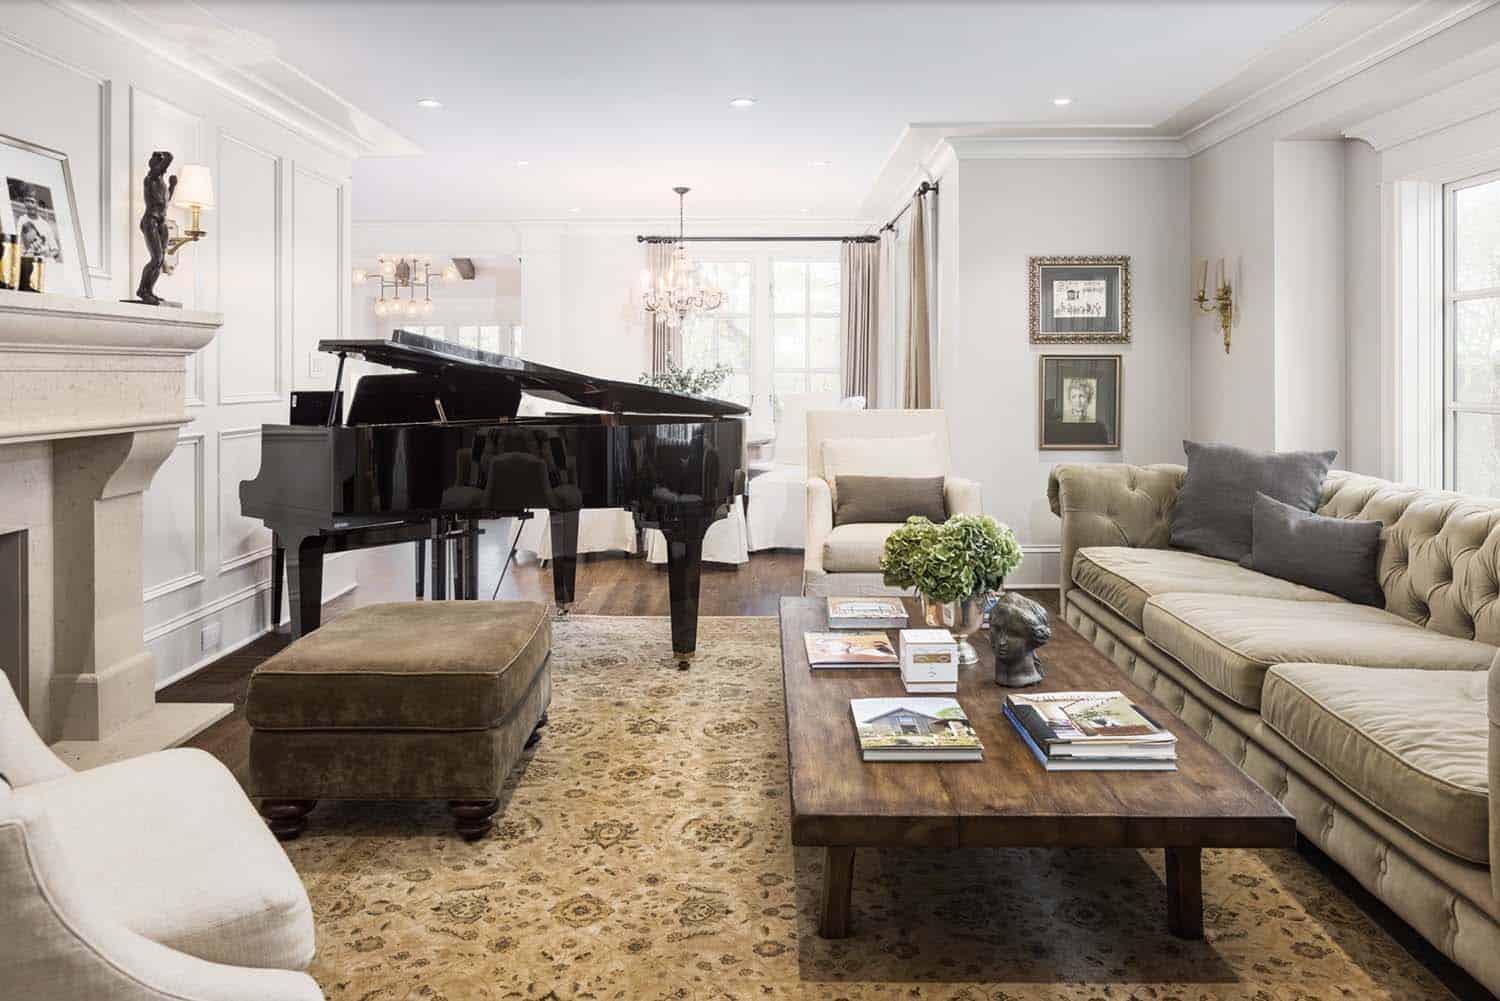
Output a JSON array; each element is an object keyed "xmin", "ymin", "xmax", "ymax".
[
  {"xmin": 1165, "ymin": 846, "xmax": 1203, "ymax": 939},
  {"xmin": 818, "ymin": 846, "xmax": 855, "ymax": 938}
]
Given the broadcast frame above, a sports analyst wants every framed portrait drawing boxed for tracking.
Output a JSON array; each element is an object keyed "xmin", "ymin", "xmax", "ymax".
[
  {"xmin": 1039, "ymin": 355, "xmax": 1121, "ymax": 451},
  {"xmin": 0, "ymin": 135, "xmax": 91, "ymax": 298},
  {"xmin": 1029, "ymin": 255, "xmax": 1129, "ymax": 343}
]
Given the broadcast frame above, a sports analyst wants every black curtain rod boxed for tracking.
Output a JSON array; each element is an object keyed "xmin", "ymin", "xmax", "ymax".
[
  {"xmin": 636, "ymin": 234, "xmax": 878, "ymax": 244},
  {"xmin": 879, "ymin": 180, "xmax": 939, "ymax": 233}
]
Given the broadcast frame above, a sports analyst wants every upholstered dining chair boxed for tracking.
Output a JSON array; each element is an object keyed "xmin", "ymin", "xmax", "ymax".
[
  {"xmin": 0, "ymin": 675, "xmax": 323, "ymax": 1000},
  {"xmin": 802, "ymin": 408, "xmax": 983, "ymax": 596}
]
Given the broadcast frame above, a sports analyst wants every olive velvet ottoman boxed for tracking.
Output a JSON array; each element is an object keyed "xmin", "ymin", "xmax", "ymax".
[{"xmin": 246, "ymin": 601, "xmax": 552, "ymax": 841}]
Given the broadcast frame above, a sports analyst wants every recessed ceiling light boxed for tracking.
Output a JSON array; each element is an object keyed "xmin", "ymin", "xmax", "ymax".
[
  {"xmin": 810, "ymin": 160, "xmax": 831, "ymax": 168},
  {"xmin": 1053, "ymin": 96, "xmax": 1073, "ymax": 106},
  {"xmin": 416, "ymin": 98, "xmax": 443, "ymax": 109},
  {"xmin": 515, "ymin": 160, "xmax": 529, "ymax": 167},
  {"xmin": 729, "ymin": 96, "xmax": 757, "ymax": 108},
  {"xmin": 568, "ymin": 207, "xmax": 581, "ymax": 214},
  {"xmin": 799, "ymin": 208, "xmax": 810, "ymax": 214}
]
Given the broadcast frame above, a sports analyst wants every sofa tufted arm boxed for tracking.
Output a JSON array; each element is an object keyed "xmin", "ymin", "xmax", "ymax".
[
  {"xmin": 1491, "ymin": 650, "xmax": 1500, "ymax": 900},
  {"xmin": 1047, "ymin": 463, "xmax": 1187, "ymax": 606}
]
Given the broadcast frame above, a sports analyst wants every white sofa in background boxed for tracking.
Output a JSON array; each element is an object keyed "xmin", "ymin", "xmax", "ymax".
[
  {"xmin": 746, "ymin": 392, "xmax": 862, "ymax": 552},
  {"xmin": 802, "ymin": 408, "xmax": 983, "ymax": 596},
  {"xmin": 0, "ymin": 675, "xmax": 322, "ymax": 1001}
]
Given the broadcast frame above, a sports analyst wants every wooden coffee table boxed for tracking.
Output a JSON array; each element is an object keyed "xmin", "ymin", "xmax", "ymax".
[{"xmin": 779, "ymin": 596, "xmax": 1295, "ymax": 939}]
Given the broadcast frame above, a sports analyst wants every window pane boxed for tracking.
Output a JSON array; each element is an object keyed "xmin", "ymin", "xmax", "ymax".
[
  {"xmin": 809, "ymin": 316, "xmax": 840, "ymax": 370},
  {"xmin": 809, "ymin": 261, "xmax": 841, "ymax": 313},
  {"xmin": 774, "ymin": 371, "xmax": 806, "ymax": 396},
  {"xmin": 723, "ymin": 372, "xmax": 751, "ymax": 405},
  {"xmin": 457, "ymin": 325, "xmax": 478, "ymax": 349},
  {"xmin": 774, "ymin": 317, "xmax": 806, "ymax": 368},
  {"xmin": 809, "ymin": 371, "xmax": 841, "ymax": 395},
  {"xmin": 721, "ymin": 318, "xmax": 751, "ymax": 370},
  {"xmin": 681, "ymin": 324, "xmax": 716, "ymax": 368},
  {"xmin": 1454, "ymin": 297, "xmax": 1500, "ymax": 405},
  {"xmin": 1453, "ymin": 412, "xmax": 1500, "ymax": 498},
  {"xmin": 479, "ymin": 325, "xmax": 501, "ymax": 354},
  {"xmin": 1455, "ymin": 179, "xmax": 1500, "ymax": 292},
  {"xmin": 773, "ymin": 261, "xmax": 806, "ymax": 313},
  {"xmin": 707, "ymin": 261, "xmax": 753, "ymax": 315}
]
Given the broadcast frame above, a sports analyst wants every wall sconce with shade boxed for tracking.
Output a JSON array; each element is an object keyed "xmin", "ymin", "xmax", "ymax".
[
  {"xmin": 161, "ymin": 163, "xmax": 213, "ymax": 276},
  {"xmin": 1194, "ymin": 257, "xmax": 1234, "ymax": 353}
]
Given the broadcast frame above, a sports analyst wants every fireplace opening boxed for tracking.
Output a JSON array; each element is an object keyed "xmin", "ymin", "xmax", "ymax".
[{"xmin": 0, "ymin": 530, "xmax": 27, "ymax": 714}]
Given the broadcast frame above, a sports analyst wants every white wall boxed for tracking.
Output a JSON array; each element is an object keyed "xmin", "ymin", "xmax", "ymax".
[
  {"xmin": 942, "ymin": 154, "xmax": 1192, "ymax": 588},
  {"xmin": 1343, "ymin": 139, "xmax": 1384, "ymax": 475},
  {"xmin": 0, "ymin": 3, "xmax": 355, "ymax": 688}
]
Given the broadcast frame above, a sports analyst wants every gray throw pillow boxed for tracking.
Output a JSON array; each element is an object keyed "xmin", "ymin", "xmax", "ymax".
[
  {"xmin": 1242, "ymin": 492, "xmax": 1383, "ymax": 605},
  {"xmin": 1169, "ymin": 440, "xmax": 1336, "ymax": 562},
  {"xmin": 833, "ymin": 475, "xmax": 947, "ymax": 526}
]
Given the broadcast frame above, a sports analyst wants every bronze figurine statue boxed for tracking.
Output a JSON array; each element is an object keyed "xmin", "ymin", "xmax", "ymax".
[
  {"xmin": 134, "ymin": 150, "xmax": 176, "ymax": 306},
  {"xmin": 989, "ymin": 591, "xmax": 1051, "ymax": 687}
]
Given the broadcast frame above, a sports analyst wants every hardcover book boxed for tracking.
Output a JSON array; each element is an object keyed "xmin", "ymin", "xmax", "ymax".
[
  {"xmin": 1005, "ymin": 691, "xmax": 1175, "ymax": 745},
  {"xmin": 850, "ymin": 697, "xmax": 983, "ymax": 761},
  {"xmin": 827, "ymin": 596, "xmax": 909, "ymax": 629},
  {"xmin": 804, "ymin": 632, "xmax": 899, "ymax": 667}
]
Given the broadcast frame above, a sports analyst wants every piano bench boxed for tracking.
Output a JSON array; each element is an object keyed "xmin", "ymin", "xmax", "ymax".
[{"xmin": 244, "ymin": 600, "xmax": 552, "ymax": 841}]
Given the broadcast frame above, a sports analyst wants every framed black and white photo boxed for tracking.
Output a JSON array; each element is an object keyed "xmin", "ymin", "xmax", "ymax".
[
  {"xmin": 0, "ymin": 135, "xmax": 90, "ymax": 298},
  {"xmin": 1039, "ymin": 354, "xmax": 1121, "ymax": 450},
  {"xmin": 1029, "ymin": 255, "xmax": 1129, "ymax": 343}
]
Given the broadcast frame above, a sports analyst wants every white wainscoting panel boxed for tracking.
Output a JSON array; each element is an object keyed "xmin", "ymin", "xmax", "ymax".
[
  {"xmin": 217, "ymin": 132, "xmax": 282, "ymax": 404},
  {"xmin": 217, "ymin": 427, "xmax": 270, "ymax": 573},
  {"xmin": 0, "ymin": 32, "xmax": 110, "ymax": 280},
  {"xmin": 292, "ymin": 166, "xmax": 343, "ymax": 390},
  {"xmin": 142, "ymin": 434, "xmax": 204, "ymax": 600}
]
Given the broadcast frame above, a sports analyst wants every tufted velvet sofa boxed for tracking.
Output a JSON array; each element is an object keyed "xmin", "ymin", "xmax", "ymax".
[{"xmin": 1049, "ymin": 463, "xmax": 1500, "ymax": 993}]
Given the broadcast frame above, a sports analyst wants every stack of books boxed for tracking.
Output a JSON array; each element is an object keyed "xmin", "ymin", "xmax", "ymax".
[
  {"xmin": 1003, "ymin": 691, "xmax": 1177, "ymax": 771},
  {"xmin": 850, "ymin": 696, "xmax": 983, "ymax": 761},
  {"xmin": 804, "ymin": 632, "xmax": 898, "ymax": 668},
  {"xmin": 826, "ymin": 596, "xmax": 908, "ymax": 629}
]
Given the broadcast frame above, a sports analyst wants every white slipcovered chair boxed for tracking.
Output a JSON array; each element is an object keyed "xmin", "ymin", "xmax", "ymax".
[
  {"xmin": 802, "ymin": 409, "xmax": 983, "ymax": 596},
  {"xmin": 746, "ymin": 392, "xmax": 863, "ymax": 552},
  {"xmin": 0, "ymin": 674, "xmax": 322, "ymax": 1001},
  {"xmin": 642, "ymin": 495, "xmax": 750, "ymax": 566}
]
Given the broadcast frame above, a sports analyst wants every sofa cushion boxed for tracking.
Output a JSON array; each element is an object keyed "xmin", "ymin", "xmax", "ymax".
[
  {"xmin": 822, "ymin": 522, "xmax": 900, "ymax": 573},
  {"xmin": 1170, "ymin": 440, "xmax": 1337, "ymax": 562},
  {"xmin": 1263, "ymin": 663, "xmax": 1490, "ymax": 864},
  {"xmin": 1073, "ymin": 546, "xmax": 1342, "ymax": 629},
  {"xmin": 1142, "ymin": 593, "xmax": 1497, "ymax": 710},
  {"xmin": 247, "ymin": 601, "xmax": 551, "ymax": 731},
  {"xmin": 14, "ymin": 748, "xmax": 314, "ymax": 969}
]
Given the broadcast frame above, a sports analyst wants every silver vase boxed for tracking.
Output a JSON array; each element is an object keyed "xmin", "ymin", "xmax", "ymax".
[{"xmin": 918, "ymin": 593, "xmax": 986, "ymax": 666}]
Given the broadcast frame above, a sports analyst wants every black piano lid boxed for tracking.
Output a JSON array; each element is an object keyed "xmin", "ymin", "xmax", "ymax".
[{"xmin": 319, "ymin": 330, "xmax": 748, "ymax": 417}]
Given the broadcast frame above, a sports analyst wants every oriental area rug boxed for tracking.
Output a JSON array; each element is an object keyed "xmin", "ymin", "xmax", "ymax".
[{"xmin": 284, "ymin": 615, "xmax": 1454, "ymax": 1001}]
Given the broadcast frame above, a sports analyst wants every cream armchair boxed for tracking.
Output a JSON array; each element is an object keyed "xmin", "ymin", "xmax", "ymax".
[
  {"xmin": 0, "ymin": 675, "xmax": 322, "ymax": 1001},
  {"xmin": 803, "ymin": 409, "xmax": 983, "ymax": 595}
]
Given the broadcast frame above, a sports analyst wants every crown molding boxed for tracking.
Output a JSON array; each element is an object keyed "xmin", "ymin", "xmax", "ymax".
[
  {"xmin": 53, "ymin": 0, "xmax": 421, "ymax": 161},
  {"xmin": 1344, "ymin": 60, "xmax": 1500, "ymax": 150},
  {"xmin": 946, "ymin": 136, "xmax": 1189, "ymax": 160}
]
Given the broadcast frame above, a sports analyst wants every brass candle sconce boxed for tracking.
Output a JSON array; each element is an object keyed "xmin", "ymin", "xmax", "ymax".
[{"xmin": 1194, "ymin": 258, "xmax": 1234, "ymax": 353}]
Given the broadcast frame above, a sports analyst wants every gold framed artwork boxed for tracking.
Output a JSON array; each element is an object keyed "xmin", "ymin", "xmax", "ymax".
[
  {"xmin": 1028, "ymin": 255, "xmax": 1129, "ymax": 343},
  {"xmin": 1038, "ymin": 354, "xmax": 1121, "ymax": 451}
]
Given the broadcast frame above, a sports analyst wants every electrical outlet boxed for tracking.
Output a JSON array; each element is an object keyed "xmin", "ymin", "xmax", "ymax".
[{"xmin": 200, "ymin": 622, "xmax": 222, "ymax": 652}]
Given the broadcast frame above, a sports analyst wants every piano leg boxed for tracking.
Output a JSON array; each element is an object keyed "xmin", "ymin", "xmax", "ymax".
[
  {"xmin": 414, "ymin": 538, "xmax": 426, "ymax": 599},
  {"xmin": 284, "ymin": 536, "xmax": 326, "ymax": 638},
  {"xmin": 662, "ymin": 523, "xmax": 708, "ymax": 670},
  {"xmin": 270, "ymin": 535, "xmax": 285, "ymax": 630},
  {"xmin": 549, "ymin": 510, "xmax": 580, "ymax": 614}
]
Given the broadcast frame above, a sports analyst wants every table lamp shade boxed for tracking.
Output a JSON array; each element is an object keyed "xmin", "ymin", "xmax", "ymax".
[{"xmin": 173, "ymin": 164, "xmax": 215, "ymax": 209}]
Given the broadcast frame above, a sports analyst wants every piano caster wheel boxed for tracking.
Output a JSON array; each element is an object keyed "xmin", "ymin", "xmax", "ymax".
[
  {"xmin": 674, "ymin": 651, "xmax": 693, "ymax": 672},
  {"xmin": 554, "ymin": 602, "xmax": 573, "ymax": 618}
]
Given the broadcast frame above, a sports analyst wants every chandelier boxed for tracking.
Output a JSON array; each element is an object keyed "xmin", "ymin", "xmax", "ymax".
[
  {"xmin": 354, "ymin": 255, "xmax": 460, "ymax": 318},
  {"xmin": 642, "ymin": 186, "xmax": 724, "ymax": 329}
]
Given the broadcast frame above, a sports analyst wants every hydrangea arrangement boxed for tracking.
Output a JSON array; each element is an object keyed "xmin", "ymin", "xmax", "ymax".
[{"xmin": 880, "ymin": 513, "xmax": 1023, "ymax": 604}]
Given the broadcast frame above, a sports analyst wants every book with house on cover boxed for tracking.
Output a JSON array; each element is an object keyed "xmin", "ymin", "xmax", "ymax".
[
  {"xmin": 804, "ymin": 632, "xmax": 898, "ymax": 667},
  {"xmin": 827, "ymin": 597, "xmax": 909, "ymax": 629},
  {"xmin": 851, "ymin": 697, "xmax": 983, "ymax": 761}
]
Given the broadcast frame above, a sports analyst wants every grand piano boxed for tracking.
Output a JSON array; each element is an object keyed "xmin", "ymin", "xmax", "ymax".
[{"xmin": 239, "ymin": 330, "xmax": 747, "ymax": 666}]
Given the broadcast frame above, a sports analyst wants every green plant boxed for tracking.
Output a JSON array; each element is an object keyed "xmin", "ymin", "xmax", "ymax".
[
  {"xmin": 880, "ymin": 514, "xmax": 1023, "ymax": 603},
  {"xmin": 639, "ymin": 360, "xmax": 733, "ymax": 397}
]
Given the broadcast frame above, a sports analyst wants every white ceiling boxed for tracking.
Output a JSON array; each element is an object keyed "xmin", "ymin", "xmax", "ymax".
[{"xmin": 192, "ymin": 0, "xmax": 1342, "ymax": 222}]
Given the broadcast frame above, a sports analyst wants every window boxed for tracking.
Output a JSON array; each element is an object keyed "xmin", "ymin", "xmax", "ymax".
[
  {"xmin": 456, "ymin": 324, "xmax": 504, "ymax": 354},
  {"xmin": 772, "ymin": 260, "xmax": 841, "ymax": 397},
  {"xmin": 681, "ymin": 261, "xmax": 753, "ymax": 404},
  {"xmin": 1444, "ymin": 172, "xmax": 1500, "ymax": 495}
]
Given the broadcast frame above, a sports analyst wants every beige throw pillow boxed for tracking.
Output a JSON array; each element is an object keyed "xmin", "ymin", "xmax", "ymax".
[{"xmin": 821, "ymin": 433, "xmax": 945, "ymax": 508}]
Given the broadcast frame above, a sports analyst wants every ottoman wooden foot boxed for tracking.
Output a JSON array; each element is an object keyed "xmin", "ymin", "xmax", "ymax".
[
  {"xmin": 260, "ymin": 799, "xmax": 316, "ymax": 841},
  {"xmin": 449, "ymin": 799, "xmax": 499, "ymax": 841},
  {"xmin": 525, "ymin": 713, "xmax": 548, "ymax": 749}
]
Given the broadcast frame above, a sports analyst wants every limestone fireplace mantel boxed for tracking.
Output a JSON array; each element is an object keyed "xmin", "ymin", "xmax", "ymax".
[{"xmin": 0, "ymin": 290, "xmax": 232, "ymax": 767}]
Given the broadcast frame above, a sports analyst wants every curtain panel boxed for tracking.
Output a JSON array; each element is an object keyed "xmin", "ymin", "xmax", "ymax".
[
  {"xmin": 902, "ymin": 192, "xmax": 933, "ymax": 408},
  {"xmin": 840, "ymin": 240, "xmax": 879, "ymax": 402},
  {"xmin": 644, "ymin": 240, "xmax": 679, "ymax": 375}
]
